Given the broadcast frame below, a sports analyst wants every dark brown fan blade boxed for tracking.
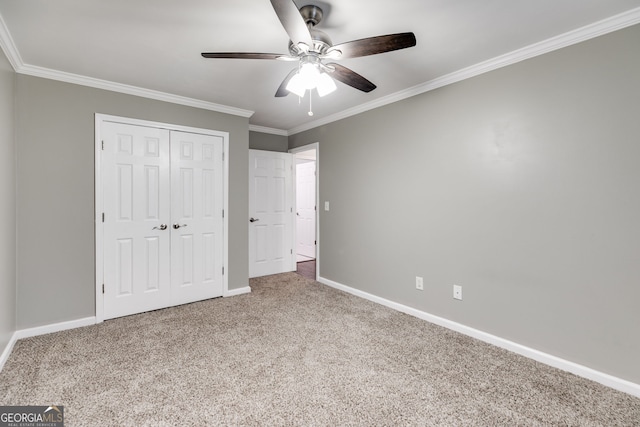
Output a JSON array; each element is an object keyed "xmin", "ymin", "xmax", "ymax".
[
  {"xmin": 201, "ymin": 52, "xmax": 284, "ymax": 60},
  {"xmin": 327, "ymin": 63, "xmax": 376, "ymax": 93},
  {"xmin": 330, "ymin": 32, "xmax": 416, "ymax": 59},
  {"xmin": 275, "ymin": 68, "xmax": 299, "ymax": 97},
  {"xmin": 270, "ymin": 0, "xmax": 313, "ymax": 47}
]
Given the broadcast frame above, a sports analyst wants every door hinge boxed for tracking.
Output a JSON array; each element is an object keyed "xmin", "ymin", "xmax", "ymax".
[
  {"xmin": 102, "ymin": 283, "xmax": 105, "ymax": 294},
  {"xmin": 291, "ymin": 249, "xmax": 293, "ymax": 254},
  {"xmin": 102, "ymin": 212, "xmax": 105, "ymax": 222},
  {"xmin": 222, "ymin": 266, "xmax": 225, "ymax": 275},
  {"xmin": 315, "ymin": 240, "xmax": 317, "ymax": 245},
  {"xmin": 222, "ymin": 152, "xmax": 225, "ymax": 161},
  {"xmin": 222, "ymin": 209, "xmax": 224, "ymax": 218},
  {"xmin": 101, "ymin": 140, "xmax": 104, "ymax": 150}
]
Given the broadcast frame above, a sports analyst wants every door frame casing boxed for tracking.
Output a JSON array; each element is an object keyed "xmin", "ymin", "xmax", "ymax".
[
  {"xmin": 95, "ymin": 113, "xmax": 229, "ymax": 323},
  {"xmin": 289, "ymin": 142, "xmax": 319, "ymax": 281}
]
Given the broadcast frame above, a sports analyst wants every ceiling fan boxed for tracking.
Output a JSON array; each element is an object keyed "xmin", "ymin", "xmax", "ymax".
[{"xmin": 202, "ymin": 0, "xmax": 416, "ymax": 104}]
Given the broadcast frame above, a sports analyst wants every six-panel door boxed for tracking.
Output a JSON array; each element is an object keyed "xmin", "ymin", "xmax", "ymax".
[
  {"xmin": 102, "ymin": 122, "xmax": 172, "ymax": 319},
  {"xmin": 249, "ymin": 150, "xmax": 294, "ymax": 278},
  {"xmin": 170, "ymin": 131, "xmax": 224, "ymax": 305}
]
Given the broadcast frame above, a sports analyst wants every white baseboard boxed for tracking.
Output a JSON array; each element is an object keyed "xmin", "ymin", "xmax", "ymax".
[
  {"xmin": 0, "ymin": 316, "xmax": 96, "ymax": 373},
  {"xmin": 3, "ymin": 280, "xmax": 638, "ymax": 399},
  {"xmin": 0, "ymin": 333, "xmax": 18, "ymax": 372},
  {"xmin": 224, "ymin": 286, "xmax": 251, "ymax": 297},
  {"xmin": 14, "ymin": 317, "xmax": 96, "ymax": 340},
  {"xmin": 318, "ymin": 276, "xmax": 640, "ymax": 399}
]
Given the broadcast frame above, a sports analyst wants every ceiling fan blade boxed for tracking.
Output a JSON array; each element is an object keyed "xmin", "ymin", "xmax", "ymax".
[
  {"xmin": 270, "ymin": 0, "xmax": 313, "ymax": 47},
  {"xmin": 201, "ymin": 52, "xmax": 284, "ymax": 60},
  {"xmin": 329, "ymin": 32, "xmax": 416, "ymax": 59},
  {"xmin": 275, "ymin": 68, "xmax": 299, "ymax": 97},
  {"xmin": 327, "ymin": 63, "xmax": 376, "ymax": 93}
]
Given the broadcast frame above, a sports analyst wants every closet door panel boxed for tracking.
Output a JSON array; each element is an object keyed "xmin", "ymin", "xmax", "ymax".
[
  {"xmin": 102, "ymin": 122, "xmax": 171, "ymax": 320},
  {"xmin": 170, "ymin": 131, "xmax": 224, "ymax": 305}
]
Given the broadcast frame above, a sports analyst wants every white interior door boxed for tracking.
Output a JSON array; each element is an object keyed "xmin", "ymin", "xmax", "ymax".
[
  {"xmin": 296, "ymin": 161, "xmax": 316, "ymax": 259},
  {"xmin": 102, "ymin": 122, "xmax": 172, "ymax": 319},
  {"xmin": 249, "ymin": 150, "xmax": 294, "ymax": 278},
  {"xmin": 170, "ymin": 130, "xmax": 224, "ymax": 305},
  {"xmin": 101, "ymin": 119, "xmax": 226, "ymax": 320}
]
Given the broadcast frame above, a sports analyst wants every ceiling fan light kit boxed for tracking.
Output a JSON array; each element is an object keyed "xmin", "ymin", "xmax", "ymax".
[
  {"xmin": 315, "ymin": 73, "xmax": 338, "ymax": 97},
  {"xmin": 286, "ymin": 58, "xmax": 337, "ymax": 98},
  {"xmin": 202, "ymin": 0, "xmax": 416, "ymax": 114}
]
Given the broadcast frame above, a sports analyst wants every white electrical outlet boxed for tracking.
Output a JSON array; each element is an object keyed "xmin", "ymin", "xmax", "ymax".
[
  {"xmin": 453, "ymin": 285, "xmax": 462, "ymax": 300},
  {"xmin": 416, "ymin": 276, "xmax": 424, "ymax": 291}
]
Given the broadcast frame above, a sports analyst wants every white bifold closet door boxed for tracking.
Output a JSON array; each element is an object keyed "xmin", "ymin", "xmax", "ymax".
[{"xmin": 102, "ymin": 122, "xmax": 224, "ymax": 320}]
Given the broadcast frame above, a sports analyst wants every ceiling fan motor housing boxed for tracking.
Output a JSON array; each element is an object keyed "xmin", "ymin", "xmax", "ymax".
[
  {"xmin": 288, "ymin": 6, "xmax": 332, "ymax": 56},
  {"xmin": 289, "ymin": 28, "xmax": 332, "ymax": 55}
]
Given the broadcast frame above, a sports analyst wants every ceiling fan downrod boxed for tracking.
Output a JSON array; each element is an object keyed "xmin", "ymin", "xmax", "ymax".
[{"xmin": 300, "ymin": 4, "xmax": 323, "ymax": 27}]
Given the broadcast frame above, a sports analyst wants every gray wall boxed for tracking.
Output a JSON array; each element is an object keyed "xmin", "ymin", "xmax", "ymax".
[
  {"xmin": 290, "ymin": 24, "xmax": 640, "ymax": 384},
  {"xmin": 249, "ymin": 131, "xmax": 288, "ymax": 152},
  {"xmin": 16, "ymin": 75, "xmax": 249, "ymax": 329},
  {"xmin": 0, "ymin": 48, "xmax": 16, "ymax": 351}
]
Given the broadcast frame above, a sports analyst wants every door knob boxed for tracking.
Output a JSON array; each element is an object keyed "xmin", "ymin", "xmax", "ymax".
[
  {"xmin": 152, "ymin": 224, "xmax": 168, "ymax": 230},
  {"xmin": 173, "ymin": 223, "xmax": 188, "ymax": 229},
  {"xmin": 249, "ymin": 217, "xmax": 260, "ymax": 223}
]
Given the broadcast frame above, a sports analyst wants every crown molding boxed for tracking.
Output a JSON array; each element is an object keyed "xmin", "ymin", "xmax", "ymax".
[
  {"xmin": 249, "ymin": 124, "xmax": 288, "ymax": 136},
  {"xmin": 0, "ymin": 10, "xmax": 254, "ymax": 119},
  {"xmin": 0, "ymin": 11, "xmax": 21, "ymax": 71},
  {"xmin": 288, "ymin": 6, "xmax": 640, "ymax": 135},
  {"xmin": 2, "ymin": 6, "xmax": 639, "ymax": 132},
  {"xmin": 17, "ymin": 64, "xmax": 254, "ymax": 118}
]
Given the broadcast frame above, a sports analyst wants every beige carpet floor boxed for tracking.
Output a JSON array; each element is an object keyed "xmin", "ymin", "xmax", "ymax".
[{"xmin": 1, "ymin": 272, "xmax": 639, "ymax": 426}]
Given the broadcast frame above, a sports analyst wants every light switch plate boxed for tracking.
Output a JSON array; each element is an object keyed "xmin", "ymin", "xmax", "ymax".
[{"xmin": 324, "ymin": 201, "xmax": 330, "ymax": 211}]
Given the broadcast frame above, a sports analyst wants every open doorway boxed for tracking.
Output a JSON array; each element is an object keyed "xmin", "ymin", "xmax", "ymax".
[{"xmin": 290, "ymin": 143, "xmax": 318, "ymax": 281}]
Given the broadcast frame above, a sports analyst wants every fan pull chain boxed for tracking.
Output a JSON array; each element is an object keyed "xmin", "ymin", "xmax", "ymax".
[{"xmin": 308, "ymin": 90, "xmax": 314, "ymax": 116}]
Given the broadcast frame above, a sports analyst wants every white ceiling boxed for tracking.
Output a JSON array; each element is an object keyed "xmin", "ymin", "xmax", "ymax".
[{"xmin": 1, "ymin": 0, "xmax": 640, "ymax": 133}]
